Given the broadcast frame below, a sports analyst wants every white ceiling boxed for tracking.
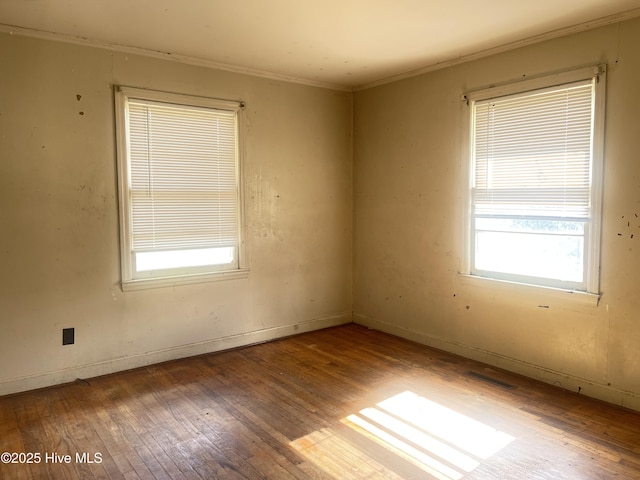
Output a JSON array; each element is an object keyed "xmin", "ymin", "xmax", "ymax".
[{"xmin": 1, "ymin": 0, "xmax": 639, "ymax": 90}]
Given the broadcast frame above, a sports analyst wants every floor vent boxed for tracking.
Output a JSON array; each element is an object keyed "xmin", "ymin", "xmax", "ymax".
[{"xmin": 466, "ymin": 371, "xmax": 516, "ymax": 390}]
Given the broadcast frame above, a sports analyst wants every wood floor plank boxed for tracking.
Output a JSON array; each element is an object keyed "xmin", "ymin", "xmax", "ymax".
[{"xmin": 1, "ymin": 324, "xmax": 640, "ymax": 479}]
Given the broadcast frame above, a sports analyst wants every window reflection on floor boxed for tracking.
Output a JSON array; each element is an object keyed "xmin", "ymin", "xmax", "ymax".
[{"xmin": 290, "ymin": 391, "xmax": 514, "ymax": 480}]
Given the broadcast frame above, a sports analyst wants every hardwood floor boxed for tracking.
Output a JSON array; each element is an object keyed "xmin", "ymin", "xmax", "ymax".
[{"xmin": 1, "ymin": 324, "xmax": 640, "ymax": 479}]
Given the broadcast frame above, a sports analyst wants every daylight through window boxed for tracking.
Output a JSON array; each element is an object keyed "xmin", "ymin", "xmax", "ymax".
[
  {"xmin": 115, "ymin": 87, "xmax": 246, "ymax": 290},
  {"xmin": 465, "ymin": 66, "xmax": 605, "ymax": 293}
]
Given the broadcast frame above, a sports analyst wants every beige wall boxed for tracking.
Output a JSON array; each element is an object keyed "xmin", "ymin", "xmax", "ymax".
[
  {"xmin": 354, "ymin": 17, "xmax": 640, "ymax": 409},
  {"xmin": 0, "ymin": 34, "xmax": 353, "ymax": 394},
  {"xmin": 3, "ymin": 16, "xmax": 640, "ymax": 411}
]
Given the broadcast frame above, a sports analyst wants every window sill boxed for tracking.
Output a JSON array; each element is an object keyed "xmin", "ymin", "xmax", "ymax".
[
  {"xmin": 121, "ymin": 269, "xmax": 250, "ymax": 292},
  {"xmin": 456, "ymin": 274, "xmax": 600, "ymax": 307}
]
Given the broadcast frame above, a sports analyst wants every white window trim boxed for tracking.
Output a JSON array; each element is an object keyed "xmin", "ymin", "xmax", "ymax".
[
  {"xmin": 115, "ymin": 86, "xmax": 249, "ymax": 291},
  {"xmin": 460, "ymin": 65, "xmax": 606, "ymax": 298}
]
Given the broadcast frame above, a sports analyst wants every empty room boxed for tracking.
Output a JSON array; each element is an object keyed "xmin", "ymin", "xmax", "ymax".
[{"xmin": 2, "ymin": 1, "xmax": 640, "ymax": 478}]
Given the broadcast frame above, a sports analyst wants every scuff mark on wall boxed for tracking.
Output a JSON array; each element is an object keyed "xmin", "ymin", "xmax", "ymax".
[{"xmin": 618, "ymin": 213, "xmax": 640, "ymax": 239}]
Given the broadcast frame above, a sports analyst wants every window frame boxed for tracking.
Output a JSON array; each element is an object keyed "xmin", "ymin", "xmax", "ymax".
[
  {"xmin": 115, "ymin": 86, "xmax": 249, "ymax": 291},
  {"xmin": 460, "ymin": 65, "xmax": 606, "ymax": 295}
]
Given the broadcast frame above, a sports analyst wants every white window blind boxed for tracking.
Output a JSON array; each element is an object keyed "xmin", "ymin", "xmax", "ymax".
[
  {"xmin": 464, "ymin": 66, "xmax": 605, "ymax": 294},
  {"xmin": 115, "ymin": 87, "xmax": 246, "ymax": 289},
  {"xmin": 472, "ymin": 80, "xmax": 593, "ymax": 221},
  {"xmin": 128, "ymin": 100, "xmax": 238, "ymax": 254}
]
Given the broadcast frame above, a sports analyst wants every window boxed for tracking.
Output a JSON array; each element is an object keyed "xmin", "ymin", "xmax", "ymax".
[
  {"xmin": 463, "ymin": 66, "xmax": 605, "ymax": 293},
  {"xmin": 115, "ymin": 87, "xmax": 247, "ymax": 290}
]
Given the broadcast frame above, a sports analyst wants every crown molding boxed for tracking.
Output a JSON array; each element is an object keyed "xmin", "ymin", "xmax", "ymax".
[
  {"xmin": 3, "ymin": 6, "xmax": 640, "ymax": 94},
  {"xmin": 0, "ymin": 23, "xmax": 351, "ymax": 92},
  {"xmin": 354, "ymin": 7, "xmax": 640, "ymax": 91}
]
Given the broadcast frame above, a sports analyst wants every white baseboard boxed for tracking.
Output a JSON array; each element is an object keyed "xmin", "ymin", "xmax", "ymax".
[
  {"xmin": 0, "ymin": 313, "xmax": 352, "ymax": 397},
  {"xmin": 354, "ymin": 313, "xmax": 640, "ymax": 412}
]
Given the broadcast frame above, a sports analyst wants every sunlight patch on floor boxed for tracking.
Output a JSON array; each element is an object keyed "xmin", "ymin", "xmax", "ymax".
[
  {"xmin": 290, "ymin": 428, "xmax": 406, "ymax": 480},
  {"xmin": 378, "ymin": 391, "xmax": 514, "ymax": 459},
  {"xmin": 343, "ymin": 412, "xmax": 464, "ymax": 480},
  {"xmin": 290, "ymin": 390, "xmax": 515, "ymax": 479}
]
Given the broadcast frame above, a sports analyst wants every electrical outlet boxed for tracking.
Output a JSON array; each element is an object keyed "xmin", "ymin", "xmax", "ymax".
[{"xmin": 62, "ymin": 328, "xmax": 75, "ymax": 345}]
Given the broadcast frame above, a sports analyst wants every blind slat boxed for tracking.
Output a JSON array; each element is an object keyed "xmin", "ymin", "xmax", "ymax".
[
  {"xmin": 472, "ymin": 81, "xmax": 594, "ymax": 219},
  {"xmin": 127, "ymin": 99, "xmax": 239, "ymax": 253}
]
